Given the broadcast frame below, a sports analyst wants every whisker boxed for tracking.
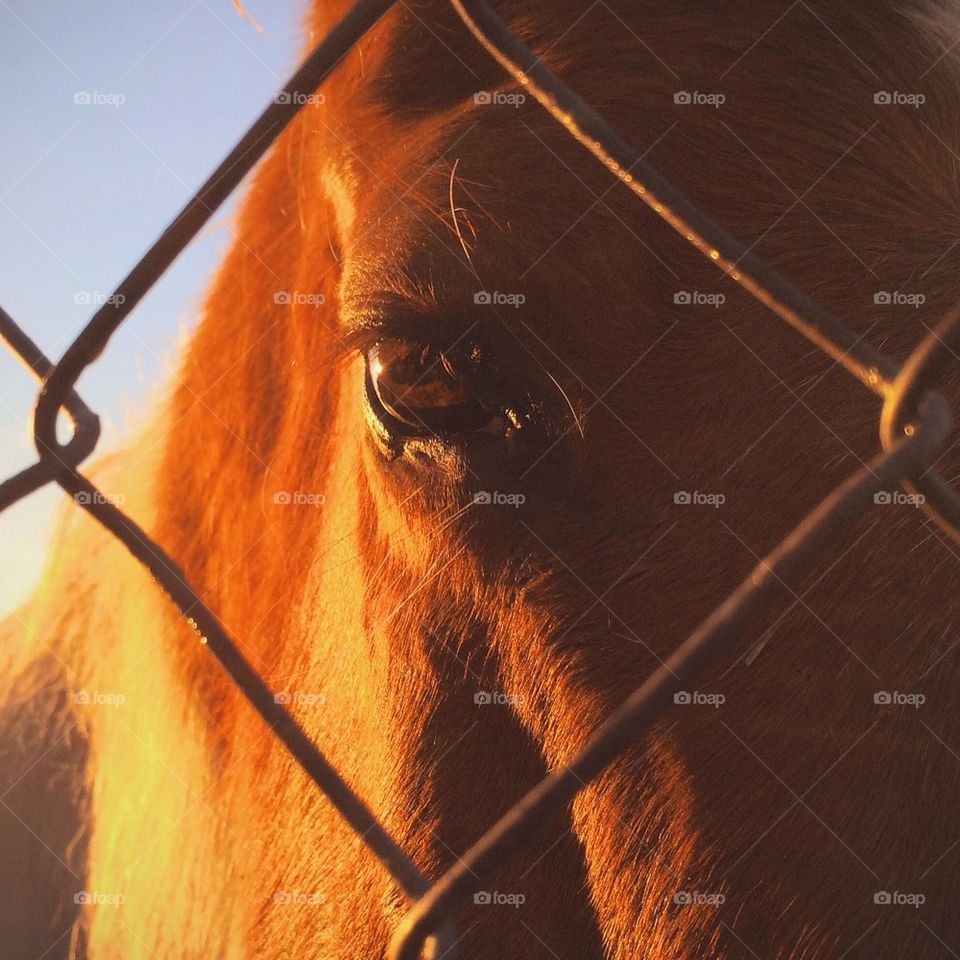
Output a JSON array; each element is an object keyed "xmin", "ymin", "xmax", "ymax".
[
  {"xmin": 544, "ymin": 368, "xmax": 585, "ymax": 439},
  {"xmin": 448, "ymin": 158, "xmax": 475, "ymax": 267}
]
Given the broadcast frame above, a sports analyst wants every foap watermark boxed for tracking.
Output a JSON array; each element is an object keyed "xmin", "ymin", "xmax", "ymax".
[
  {"xmin": 874, "ymin": 291, "xmax": 925, "ymax": 308},
  {"xmin": 75, "ymin": 890, "xmax": 125, "ymax": 906},
  {"xmin": 474, "ymin": 90, "xmax": 526, "ymax": 107},
  {"xmin": 873, "ymin": 490, "xmax": 925, "ymax": 507},
  {"xmin": 874, "ymin": 91, "xmax": 925, "ymax": 108},
  {"xmin": 473, "ymin": 490, "xmax": 526, "ymax": 508},
  {"xmin": 74, "ymin": 291, "xmax": 125, "ymax": 307},
  {"xmin": 674, "ymin": 691, "xmax": 726, "ymax": 708},
  {"xmin": 274, "ymin": 890, "xmax": 326, "ymax": 905},
  {"xmin": 674, "ymin": 90, "xmax": 725, "ymax": 108},
  {"xmin": 674, "ymin": 290, "xmax": 725, "ymax": 308},
  {"xmin": 474, "ymin": 691, "xmax": 524, "ymax": 706},
  {"xmin": 274, "ymin": 290, "xmax": 326, "ymax": 307},
  {"xmin": 874, "ymin": 891, "xmax": 925, "ymax": 908},
  {"xmin": 874, "ymin": 691, "xmax": 925, "ymax": 708},
  {"xmin": 674, "ymin": 490, "xmax": 725, "ymax": 509},
  {"xmin": 74, "ymin": 490, "xmax": 126, "ymax": 506},
  {"xmin": 73, "ymin": 690, "xmax": 126, "ymax": 707},
  {"xmin": 274, "ymin": 691, "xmax": 326, "ymax": 707},
  {"xmin": 274, "ymin": 91, "xmax": 325, "ymax": 106},
  {"xmin": 474, "ymin": 891, "xmax": 526, "ymax": 908},
  {"xmin": 474, "ymin": 290, "xmax": 525, "ymax": 308},
  {"xmin": 274, "ymin": 491, "xmax": 326, "ymax": 507},
  {"xmin": 74, "ymin": 90, "xmax": 125, "ymax": 108},
  {"xmin": 674, "ymin": 891, "xmax": 725, "ymax": 907}
]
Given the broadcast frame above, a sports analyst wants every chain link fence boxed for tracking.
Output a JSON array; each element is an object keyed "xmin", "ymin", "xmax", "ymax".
[{"xmin": 3, "ymin": 1, "xmax": 959, "ymax": 957}]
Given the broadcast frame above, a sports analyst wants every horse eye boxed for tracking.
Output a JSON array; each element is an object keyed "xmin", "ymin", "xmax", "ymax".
[{"xmin": 365, "ymin": 339, "xmax": 497, "ymax": 436}]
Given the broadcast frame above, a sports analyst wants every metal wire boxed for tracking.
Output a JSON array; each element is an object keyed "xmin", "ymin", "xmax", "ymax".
[
  {"xmin": 0, "ymin": 306, "xmax": 100, "ymax": 510},
  {"xmin": 31, "ymin": 0, "xmax": 398, "ymax": 468},
  {"xmin": 3, "ymin": 4, "xmax": 455, "ymax": 957},
  {"xmin": 1, "ymin": 2, "xmax": 958, "ymax": 959},
  {"xmin": 389, "ymin": 391, "xmax": 952, "ymax": 960},
  {"xmin": 446, "ymin": 0, "xmax": 960, "ymax": 543}
]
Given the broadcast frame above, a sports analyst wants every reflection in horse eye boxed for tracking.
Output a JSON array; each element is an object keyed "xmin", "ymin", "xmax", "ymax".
[{"xmin": 366, "ymin": 339, "xmax": 496, "ymax": 435}]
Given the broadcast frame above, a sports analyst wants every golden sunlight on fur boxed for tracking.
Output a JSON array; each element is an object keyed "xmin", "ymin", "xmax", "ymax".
[{"xmin": 5, "ymin": 1, "xmax": 960, "ymax": 958}]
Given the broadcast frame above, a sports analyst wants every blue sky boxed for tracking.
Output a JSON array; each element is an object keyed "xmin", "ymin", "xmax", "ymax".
[{"xmin": 0, "ymin": 0, "xmax": 307, "ymax": 614}]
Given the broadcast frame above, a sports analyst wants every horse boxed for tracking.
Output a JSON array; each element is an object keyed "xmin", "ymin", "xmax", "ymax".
[{"xmin": 4, "ymin": 1, "xmax": 960, "ymax": 956}]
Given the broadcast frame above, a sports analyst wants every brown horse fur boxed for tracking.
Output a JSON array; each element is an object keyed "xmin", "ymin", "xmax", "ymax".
[{"xmin": 5, "ymin": 1, "xmax": 960, "ymax": 957}]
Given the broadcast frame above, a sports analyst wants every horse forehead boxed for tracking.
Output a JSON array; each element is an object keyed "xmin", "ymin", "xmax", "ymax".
[
  {"xmin": 322, "ymin": 0, "xmax": 953, "ymax": 231},
  {"xmin": 323, "ymin": 1, "xmax": 960, "ymax": 374},
  {"xmin": 334, "ymin": 146, "xmax": 655, "ymax": 379},
  {"xmin": 331, "ymin": 95, "xmax": 667, "ymax": 314}
]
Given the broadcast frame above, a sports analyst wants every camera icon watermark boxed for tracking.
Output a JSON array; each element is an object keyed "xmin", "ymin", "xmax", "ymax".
[
  {"xmin": 873, "ymin": 290, "xmax": 925, "ymax": 308},
  {"xmin": 474, "ymin": 290, "xmax": 526, "ymax": 308},
  {"xmin": 273, "ymin": 491, "xmax": 326, "ymax": 507},
  {"xmin": 673, "ymin": 691, "xmax": 726, "ymax": 708},
  {"xmin": 273, "ymin": 690, "xmax": 326, "ymax": 706},
  {"xmin": 74, "ymin": 291, "xmax": 126, "ymax": 307},
  {"xmin": 873, "ymin": 490, "xmax": 925, "ymax": 507},
  {"xmin": 273, "ymin": 890, "xmax": 326, "ymax": 905},
  {"xmin": 474, "ymin": 90, "xmax": 526, "ymax": 107},
  {"xmin": 74, "ymin": 490, "xmax": 126, "ymax": 507},
  {"xmin": 274, "ymin": 290, "xmax": 325, "ymax": 307},
  {"xmin": 473, "ymin": 890, "xmax": 526, "ymax": 907},
  {"xmin": 474, "ymin": 690, "xmax": 524, "ymax": 706},
  {"xmin": 274, "ymin": 91, "xmax": 325, "ymax": 106},
  {"xmin": 874, "ymin": 91, "xmax": 925, "ymax": 108},
  {"xmin": 873, "ymin": 691, "xmax": 925, "ymax": 708},
  {"xmin": 874, "ymin": 890, "xmax": 925, "ymax": 907},
  {"xmin": 674, "ymin": 290, "xmax": 725, "ymax": 308},
  {"xmin": 673, "ymin": 890, "xmax": 725, "ymax": 906},
  {"xmin": 673, "ymin": 90, "xmax": 725, "ymax": 107},
  {"xmin": 472, "ymin": 490, "xmax": 526, "ymax": 508},
  {"xmin": 74, "ymin": 90, "xmax": 126, "ymax": 108},
  {"xmin": 673, "ymin": 490, "xmax": 725, "ymax": 508},
  {"xmin": 72, "ymin": 689, "xmax": 126, "ymax": 707},
  {"xmin": 74, "ymin": 890, "xmax": 125, "ymax": 906}
]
